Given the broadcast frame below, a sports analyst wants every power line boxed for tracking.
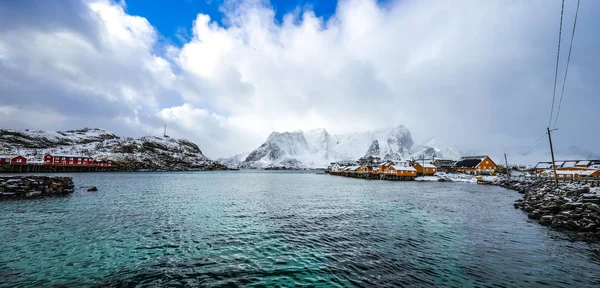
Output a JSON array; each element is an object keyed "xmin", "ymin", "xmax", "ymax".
[
  {"xmin": 553, "ymin": 0, "xmax": 581, "ymax": 128},
  {"xmin": 548, "ymin": 0, "xmax": 565, "ymax": 128},
  {"xmin": 519, "ymin": 132, "xmax": 548, "ymax": 156}
]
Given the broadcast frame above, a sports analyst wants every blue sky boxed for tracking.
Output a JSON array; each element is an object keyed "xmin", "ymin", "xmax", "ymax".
[{"xmin": 125, "ymin": 0, "xmax": 339, "ymax": 45}]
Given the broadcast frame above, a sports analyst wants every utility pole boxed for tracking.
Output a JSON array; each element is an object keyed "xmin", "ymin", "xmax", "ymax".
[
  {"xmin": 163, "ymin": 124, "xmax": 168, "ymax": 138},
  {"xmin": 504, "ymin": 153, "xmax": 509, "ymax": 178},
  {"xmin": 547, "ymin": 127, "xmax": 559, "ymax": 188}
]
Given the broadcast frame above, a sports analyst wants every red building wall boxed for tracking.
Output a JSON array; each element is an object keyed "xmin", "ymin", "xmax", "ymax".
[{"xmin": 10, "ymin": 156, "xmax": 27, "ymax": 165}]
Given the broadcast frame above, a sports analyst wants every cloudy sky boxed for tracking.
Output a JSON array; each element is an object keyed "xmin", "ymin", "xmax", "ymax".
[{"xmin": 0, "ymin": 0, "xmax": 599, "ymax": 159}]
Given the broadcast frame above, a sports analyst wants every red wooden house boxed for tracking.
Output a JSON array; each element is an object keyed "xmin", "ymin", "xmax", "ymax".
[
  {"xmin": 94, "ymin": 160, "xmax": 114, "ymax": 167},
  {"xmin": 0, "ymin": 155, "xmax": 27, "ymax": 165},
  {"xmin": 44, "ymin": 154, "xmax": 94, "ymax": 166}
]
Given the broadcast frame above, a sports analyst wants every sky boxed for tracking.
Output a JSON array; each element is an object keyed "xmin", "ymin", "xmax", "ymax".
[{"xmin": 0, "ymin": 0, "xmax": 599, "ymax": 161}]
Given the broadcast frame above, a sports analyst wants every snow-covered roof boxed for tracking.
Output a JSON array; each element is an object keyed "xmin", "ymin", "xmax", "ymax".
[
  {"xmin": 417, "ymin": 163, "xmax": 436, "ymax": 168},
  {"xmin": 576, "ymin": 161, "xmax": 591, "ymax": 166},
  {"xmin": 51, "ymin": 154, "xmax": 92, "ymax": 158},
  {"xmin": 534, "ymin": 162, "xmax": 552, "ymax": 169},
  {"xmin": 390, "ymin": 165, "xmax": 416, "ymax": 171},
  {"xmin": 346, "ymin": 166, "xmax": 360, "ymax": 171},
  {"xmin": 562, "ymin": 161, "xmax": 577, "ymax": 168},
  {"xmin": 554, "ymin": 161, "xmax": 565, "ymax": 167},
  {"xmin": 459, "ymin": 156, "xmax": 487, "ymax": 161},
  {"xmin": 0, "ymin": 155, "xmax": 19, "ymax": 159}
]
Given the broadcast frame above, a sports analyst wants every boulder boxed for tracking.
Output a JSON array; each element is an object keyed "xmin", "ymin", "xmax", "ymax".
[
  {"xmin": 540, "ymin": 215, "xmax": 553, "ymax": 225},
  {"xmin": 527, "ymin": 211, "xmax": 541, "ymax": 220}
]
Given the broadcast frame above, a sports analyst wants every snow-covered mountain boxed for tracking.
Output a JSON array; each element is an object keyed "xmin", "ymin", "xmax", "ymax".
[
  {"xmin": 0, "ymin": 128, "xmax": 228, "ymax": 171},
  {"xmin": 411, "ymin": 137, "xmax": 463, "ymax": 161},
  {"xmin": 237, "ymin": 125, "xmax": 461, "ymax": 169},
  {"xmin": 217, "ymin": 153, "xmax": 249, "ymax": 169}
]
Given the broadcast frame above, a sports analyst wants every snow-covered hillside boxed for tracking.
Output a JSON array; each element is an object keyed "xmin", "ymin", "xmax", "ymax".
[
  {"xmin": 412, "ymin": 137, "xmax": 463, "ymax": 161},
  {"xmin": 217, "ymin": 153, "xmax": 248, "ymax": 169},
  {"xmin": 0, "ymin": 128, "xmax": 228, "ymax": 171},
  {"xmin": 235, "ymin": 125, "xmax": 461, "ymax": 169}
]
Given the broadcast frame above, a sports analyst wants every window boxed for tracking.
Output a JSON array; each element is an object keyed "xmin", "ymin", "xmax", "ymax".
[
  {"xmin": 486, "ymin": 161, "xmax": 489, "ymax": 164},
  {"xmin": 16, "ymin": 159, "xmax": 22, "ymax": 163}
]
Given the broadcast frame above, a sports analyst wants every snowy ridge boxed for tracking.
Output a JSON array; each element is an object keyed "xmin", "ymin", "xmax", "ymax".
[
  {"xmin": 0, "ymin": 128, "xmax": 228, "ymax": 171},
  {"xmin": 236, "ymin": 125, "xmax": 462, "ymax": 169},
  {"xmin": 217, "ymin": 153, "xmax": 249, "ymax": 169}
]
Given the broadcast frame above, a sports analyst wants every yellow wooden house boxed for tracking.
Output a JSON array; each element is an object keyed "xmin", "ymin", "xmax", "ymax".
[
  {"xmin": 454, "ymin": 156, "xmax": 499, "ymax": 176},
  {"xmin": 384, "ymin": 164, "xmax": 417, "ymax": 177},
  {"xmin": 414, "ymin": 163, "xmax": 437, "ymax": 176}
]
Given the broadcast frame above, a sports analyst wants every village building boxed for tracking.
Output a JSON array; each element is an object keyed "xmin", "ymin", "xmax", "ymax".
[
  {"xmin": 434, "ymin": 159, "xmax": 457, "ymax": 172},
  {"xmin": 414, "ymin": 162, "xmax": 437, "ymax": 176},
  {"xmin": 542, "ymin": 169, "xmax": 600, "ymax": 179},
  {"xmin": 590, "ymin": 161, "xmax": 600, "ymax": 170},
  {"xmin": 384, "ymin": 163, "xmax": 417, "ymax": 177},
  {"xmin": 534, "ymin": 160, "xmax": 600, "ymax": 175},
  {"xmin": 95, "ymin": 160, "xmax": 114, "ymax": 167},
  {"xmin": 454, "ymin": 156, "xmax": 499, "ymax": 176},
  {"xmin": 328, "ymin": 162, "xmax": 341, "ymax": 172},
  {"xmin": 375, "ymin": 162, "xmax": 395, "ymax": 174},
  {"xmin": 344, "ymin": 166, "xmax": 360, "ymax": 173},
  {"xmin": 357, "ymin": 165, "xmax": 375, "ymax": 174},
  {"xmin": 534, "ymin": 162, "xmax": 553, "ymax": 174},
  {"xmin": 0, "ymin": 155, "xmax": 27, "ymax": 165},
  {"xmin": 44, "ymin": 154, "xmax": 94, "ymax": 166}
]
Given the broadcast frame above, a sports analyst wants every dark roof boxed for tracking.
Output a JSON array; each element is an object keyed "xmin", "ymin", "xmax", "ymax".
[{"xmin": 454, "ymin": 158, "xmax": 482, "ymax": 168}]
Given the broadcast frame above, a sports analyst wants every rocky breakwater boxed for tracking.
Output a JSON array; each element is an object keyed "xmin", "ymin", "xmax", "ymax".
[
  {"xmin": 490, "ymin": 178, "xmax": 600, "ymax": 241},
  {"xmin": 0, "ymin": 176, "xmax": 74, "ymax": 199}
]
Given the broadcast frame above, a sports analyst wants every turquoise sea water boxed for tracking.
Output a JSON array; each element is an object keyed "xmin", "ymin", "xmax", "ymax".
[{"xmin": 1, "ymin": 171, "xmax": 599, "ymax": 287}]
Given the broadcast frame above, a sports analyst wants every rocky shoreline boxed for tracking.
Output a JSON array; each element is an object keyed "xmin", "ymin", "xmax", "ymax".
[
  {"xmin": 0, "ymin": 176, "xmax": 74, "ymax": 199},
  {"xmin": 486, "ymin": 177, "xmax": 600, "ymax": 241}
]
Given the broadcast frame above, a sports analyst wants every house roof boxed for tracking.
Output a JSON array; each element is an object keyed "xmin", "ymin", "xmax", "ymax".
[
  {"xmin": 562, "ymin": 161, "xmax": 578, "ymax": 168},
  {"xmin": 454, "ymin": 158, "xmax": 483, "ymax": 168},
  {"xmin": 390, "ymin": 165, "xmax": 416, "ymax": 171},
  {"xmin": 534, "ymin": 162, "xmax": 552, "ymax": 169},
  {"xmin": 51, "ymin": 155, "xmax": 92, "ymax": 158},
  {"xmin": 458, "ymin": 156, "xmax": 487, "ymax": 161},
  {"xmin": 416, "ymin": 163, "xmax": 436, "ymax": 168},
  {"xmin": 576, "ymin": 160, "xmax": 591, "ymax": 166},
  {"xmin": 0, "ymin": 155, "xmax": 19, "ymax": 159}
]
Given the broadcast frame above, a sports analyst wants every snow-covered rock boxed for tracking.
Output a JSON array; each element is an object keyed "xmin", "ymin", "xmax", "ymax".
[
  {"xmin": 217, "ymin": 153, "xmax": 248, "ymax": 169},
  {"xmin": 412, "ymin": 137, "xmax": 462, "ymax": 160},
  {"xmin": 0, "ymin": 128, "xmax": 228, "ymax": 171},
  {"xmin": 364, "ymin": 140, "xmax": 381, "ymax": 158},
  {"xmin": 239, "ymin": 125, "xmax": 461, "ymax": 169}
]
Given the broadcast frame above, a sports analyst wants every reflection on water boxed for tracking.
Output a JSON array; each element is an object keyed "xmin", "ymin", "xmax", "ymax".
[{"xmin": 1, "ymin": 171, "xmax": 599, "ymax": 287}]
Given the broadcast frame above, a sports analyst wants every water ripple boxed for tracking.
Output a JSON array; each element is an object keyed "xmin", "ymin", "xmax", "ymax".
[{"xmin": 1, "ymin": 172, "xmax": 600, "ymax": 287}]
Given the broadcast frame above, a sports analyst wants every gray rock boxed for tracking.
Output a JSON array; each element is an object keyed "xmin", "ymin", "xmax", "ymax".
[{"xmin": 540, "ymin": 215, "xmax": 554, "ymax": 225}]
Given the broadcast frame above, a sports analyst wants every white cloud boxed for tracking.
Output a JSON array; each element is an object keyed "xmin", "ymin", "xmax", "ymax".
[{"xmin": 1, "ymin": 0, "xmax": 599, "ymax": 160}]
